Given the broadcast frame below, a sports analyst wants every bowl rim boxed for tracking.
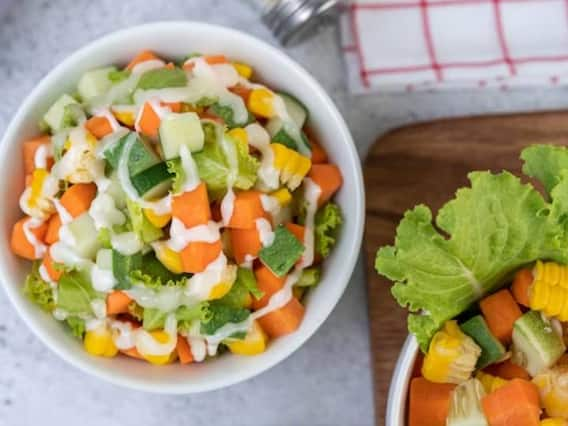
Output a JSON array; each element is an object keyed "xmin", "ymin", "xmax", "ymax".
[
  {"xmin": 386, "ymin": 335, "xmax": 419, "ymax": 426},
  {"xmin": 0, "ymin": 21, "xmax": 365, "ymax": 393}
]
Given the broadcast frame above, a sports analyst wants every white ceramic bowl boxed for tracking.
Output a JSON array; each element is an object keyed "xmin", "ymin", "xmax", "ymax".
[
  {"xmin": 386, "ymin": 336, "xmax": 420, "ymax": 425},
  {"xmin": 0, "ymin": 22, "xmax": 364, "ymax": 393}
]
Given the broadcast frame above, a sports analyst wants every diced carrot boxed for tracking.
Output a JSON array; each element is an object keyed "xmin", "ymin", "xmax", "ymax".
[
  {"xmin": 42, "ymin": 249, "xmax": 62, "ymax": 282},
  {"xmin": 310, "ymin": 140, "xmax": 328, "ymax": 164},
  {"xmin": 126, "ymin": 50, "xmax": 160, "ymax": 70},
  {"xmin": 121, "ymin": 347, "xmax": 144, "ymax": 360},
  {"xmin": 137, "ymin": 102, "xmax": 161, "ymax": 138},
  {"xmin": 230, "ymin": 228, "xmax": 262, "ymax": 264},
  {"xmin": 23, "ymin": 135, "xmax": 51, "ymax": 175},
  {"xmin": 60, "ymin": 183, "xmax": 97, "ymax": 218},
  {"xmin": 408, "ymin": 377, "xmax": 456, "ymax": 426},
  {"xmin": 161, "ymin": 101, "xmax": 182, "ymax": 113},
  {"xmin": 183, "ymin": 55, "xmax": 229, "ymax": 71},
  {"xmin": 10, "ymin": 217, "xmax": 47, "ymax": 260},
  {"xmin": 484, "ymin": 360, "xmax": 530, "ymax": 381},
  {"xmin": 171, "ymin": 183, "xmax": 211, "ymax": 228},
  {"xmin": 230, "ymin": 85, "xmax": 252, "ymax": 103},
  {"xmin": 285, "ymin": 223, "xmax": 305, "ymax": 242},
  {"xmin": 228, "ymin": 191, "xmax": 266, "ymax": 229},
  {"xmin": 164, "ymin": 62, "xmax": 175, "ymax": 70},
  {"xmin": 25, "ymin": 174, "xmax": 32, "ymax": 187},
  {"xmin": 85, "ymin": 116, "xmax": 113, "ymax": 139},
  {"xmin": 176, "ymin": 335, "xmax": 193, "ymax": 364},
  {"xmin": 257, "ymin": 297, "xmax": 305, "ymax": 337},
  {"xmin": 180, "ymin": 240, "xmax": 223, "ymax": 273},
  {"xmin": 308, "ymin": 164, "xmax": 343, "ymax": 206},
  {"xmin": 45, "ymin": 214, "xmax": 61, "ymax": 244},
  {"xmin": 252, "ymin": 265, "xmax": 287, "ymax": 310},
  {"xmin": 480, "ymin": 289, "xmax": 522, "ymax": 345},
  {"xmin": 106, "ymin": 291, "xmax": 133, "ymax": 315},
  {"xmin": 511, "ymin": 268, "xmax": 533, "ymax": 307},
  {"xmin": 481, "ymin": 379, "xmax": 540, "ymax": 426}
]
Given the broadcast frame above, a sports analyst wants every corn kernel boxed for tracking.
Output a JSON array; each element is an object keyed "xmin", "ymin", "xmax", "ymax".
[
  {"xmin": 529, "ymin": 261, "xmax": 568, "ymax": 321},
  {"xmin": 227, "ymin": 128, "xmax": 248, "ymax": 149},
  {"xmin": 541, "ymin": 419, "xmax": 568, "ymax": 426},
  {"xmin": 232, "ymin": 62, "xmax": 253, "ymax": 79},
  {"xmin": 84, "ymin": 324, "xmax": 118, "ymax": 358},
  {"xmin": 248, "ymin": 88, "xmax": 275, "ymax": 118},
  {"xmin": 475, "ymin": 371, "xmax": 508, "ymax": 394},
  {"xmin": 142, "ymin": 331, "xmax": 175, "ymax": 365},
  {"xmin": 143, "ymin": 208, "xmax": 171, "ymax": 228},
  {"xmin": 270, "ymin": 188, "xmax": 292, "ymax": 206},
  {"xmin": 64, "ymin": 138, "xmax": 72, "ymax": 150},
  {"xmin": 226, "ymin": 321, "xmax": 267, "ymax": 356},
  {"xmin": 271, "ymin": 143, "xmax": 312, "ymax": 191},
  {"xmin": 29, "ymin": 168, "xmax": 48, "ymax": 208},
  {"xmin": 154, "ymin": 242, "xmax": 184, "ymax": 274},
  {"xmin": 208, "ymin": 281, "xmax": 233, "ymax": 300},
  {"xmin": 111, "ymin": 107, "xmax": 136, "ymax": 127},
  {"xmin": 533, "ymin": 364, "xmax": 568, "ymax": 418}
]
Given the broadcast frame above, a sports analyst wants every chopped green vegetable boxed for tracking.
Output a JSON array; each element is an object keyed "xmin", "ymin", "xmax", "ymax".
[
  {"xmin": 209, "ymin": 103, "xmax": 253, "ymax": 128},
  {"xmin": 97, "ymin": 228, "xmax": 112, "ymax": 249},
  {"xmin": 201, "ymin": 303, "xmax": 250, "ymax": 336},
  {"xmin": 259, "ymin": 224, "xmax": 305, "ymax": 277},
  {"xmin": 130, "ymin": 253, "xmax": 188, "ymax": 289},
  {"xmin": 60, "ymin": 103, "xmax": 86, "ymax": 129},
  {"xmin": 65, "ymin": 317, "xmax": 86, "ymax": 339},
  {"xmin": 195, "ymin": 97, "xmax": 217, "ymax": 107},
  {"xmin": 108, "ymin": 69, "xmax": 131, "ymax": 83},
  {"xmin": 460, "ymin": 315, "xmax": 506, "ymax": 369},
  {"xmin": 142, "ymin": 308, "xmax": 167, "ymax": 331},
  {"xmin": 112, "ymin": 250, "xmax": 143, "ymax": 290},
  {"xmin": 57, "ymin": 271, "xmax": 98, "ymax": 315},
  {"xmin": 23, "ymin": 262, "xmax": 55, "ymax": 312},
  {"xmin": 143, "ymin": 303, "xmax": 211, "ymax": 331},
  {"xmin": 296, "ymin": 267, "xmax": 321, "ymax": 287},
  {"xmin": 126, "ymin": 199, "xmax": 163, "ymax": 243},
  {"xmin": 375, "ymin": 171, "xmax": 568, "ymax": 352},
  {"xmin": 315, "ymin": 202, "xmax": 342, "ymax": 258},
  {"xmin": 136, "ymin": 68, "xmax": 187, "ymax": 90},
  {"xmin": 166, "ymin": 158, "xmax": 185, "ymax": 194},
  {"xmin": 218, "ymin": 268, "xmax": 263, "ymax": 308}
]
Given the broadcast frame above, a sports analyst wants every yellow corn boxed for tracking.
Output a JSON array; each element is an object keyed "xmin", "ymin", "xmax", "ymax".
[
  {"xmin": 28, "ymin": 168, "xmax": 48, "ymax": 208},
  {"xmin": 85, "ymin": 131, "xmax": 97, "ymax": 148},
  {"xmin": 142, "ymin": 331, "xmax": 176, "ymax": 365},
  {"xmin": 227, "ymin": 128, "xmax": 248, "ymax": 149},
  {"xmin": 271, "ymin": 143, "xmax": 312, "ymax": 190},
  {"xmin": 242, "ymin": 292, "xmax": 253, "ymax": 309},
  {"xmin": 64, "ymin": 137, "xmax": 72, "ymax": 150},
  {"xmin": 207, "ymin": 265, "xmax": 237, "ymax": 300},
  {"xmin": 247, "ymin": 88, "xmax": 275, "ymax": 118},
  {"xmin": 111, "ymin": 106, "xmax": 136, "ymax": 127},
  {"xmin": 533, "ymin": 364, "xmax": 568, "ymax": 418},
  {"xmin": 226, "ymin": 321, "xmax": 267, "ymax": 356},
  {"xmin": 143, "ymin": 208, "xmax": 172, "ymax": 228},
  {"xmin": 475, "ymin": 371, "xmax": 509, "ymax": 394},
  {"xmin": 84, "ymin": 324, "xmax": 118, "ymax": 358},
  {"xmin": 271, "ymin": 188, "xmax": 292, "ymax": 206},
  {"xmin": 541, "ymin": 419, "xmax": 568, "ymax": 426},
  {"xmin": 529, "ymin": 261, "xmax": 568, "ymax": 321},
  {"xmin": 422, "ymin": 320, "xmax": 481, "ymax": 384},
  {"xmin": 232, "ymin": 62, "xmax": 253, "ymax": 79},
  {"xmin": 154, "ymin": 242, "xmax": 184, "ymax": 274}
]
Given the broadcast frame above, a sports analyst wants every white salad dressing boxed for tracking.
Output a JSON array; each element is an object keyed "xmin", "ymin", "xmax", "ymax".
[
  {"xmin": 255, "ymin": 218, "xmax": 275, "ymax": 247},
  {"xmin": 39, "ymin": 263, "xmax": 55, "ymax": 285},
  {"xmin": 90, "ymin": 265, "xmax": 116, "ymax": 293},
  {"xmin": 179, "ymin": 145, "xmax": 201, "ymax": 192},
  {"xmin": 33, "ymin": 144, "xmax": 51, "ymax": 169},
  {"xmin": 135, "ymin": 313, "xmax": 177, "ymax": 356},
  {"xmin": 240, "ymin": 254, "xmax": 255, "ymax": 269},
  {"xmin": 130, "ymin": 59, "xmax": 166, "ymax": 75},
  {"xmin": 50, "ymin": 241, "xmax": 93, "ymax": 271},
  {"xmin": 95, "ymin": 127, "xmax": 129, "ymax": 159},
  {"xmin": 184, "ymin": 254, "xmax": 230, "ymax": 302},
  {"xmin": 271, "ymin": 94, "xmax": 311, "ymax": 158},
  {"xmin": 220, "ymin": 187, "xmax": 235, "ymax": 225},
  {"xmin": 245, "ymin": 123, "xmax": 279, "ymax": 190},
  {"xmin": 111, "ymin": 320, "xmax": 137, "ymax": 350},
  {"xmin": 85, "ymin": 318, "xmax": 105, "ymax": 332},
  {"xmin": 52, "ymin": 198, "xmax": 73, "ymax": 225},
  {"xmin": 167, "ymin": 219, "xmax": 221, "ymax": 252},
  {"xmin": 126, "ymin": 284, "xmax": 186, "ymax": 312},
  {"xmin": 90, "ymin": 299, "xmax": 107, "ymax": 319},
  {"xmin": 92, "ymin": 108, "xmax": 121, "ymax": 132},
  {"xmin": 134, "ymin": 99, "xmax": 171, "ymax": 135},
  {"xmin": 210, "ymin": 63, "xmax": 240, "ymax": 88},
  {"xmin": 22, "ymin": 218, "xmax": 47, "ymax": 258},
  {"xmin": 188, "ymin": 336, "xmax": 207, "ymax": 362},
  {"xmin": 88, "ymin": 193, "xmax": 126, "ymax": 230},
  {"xmin": 111, "ymin": 231, "xmax": 144, "ymax": 256}
]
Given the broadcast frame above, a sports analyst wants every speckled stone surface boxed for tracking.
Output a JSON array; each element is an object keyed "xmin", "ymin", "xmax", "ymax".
[{"xmin": 1, "ymin": 1, "xmax": 568, "ymax": 426}]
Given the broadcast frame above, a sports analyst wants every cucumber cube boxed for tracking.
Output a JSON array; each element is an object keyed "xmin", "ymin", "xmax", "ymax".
[
  {"xmin": 67, "ymin": 212, "xmax": 101, "ymax": 259},
  {"xmin": 277, "ymin": 92, "xmax": 308, "ymax": 128},
  {"xmin": 512, "ymin": 310, "xmax": 566, "ymax": 376},
  {"xmin": 77, "ymin": 67, "xmax": 116, "ymax": 102},
  {"xmin": 104, "ymin": 133, "xmax": 159, "ymax": 176},
  {"xmin": 112, "ymin": 249, "xmax": 142, "ymax": 290},
  {"xmin": 130, "ymin": 162, "xmax": 173, "ymax": 200},
  {"xmin": 43, "ymin": 94, "xmax": 79, "ymax": 132},
  {"xmin": 159, "ymin": 112, "xmax": 204, "ymax": 159},
  {"xmin": 461, "ymin": 315, "xmax": 506, "ymax": 369}
]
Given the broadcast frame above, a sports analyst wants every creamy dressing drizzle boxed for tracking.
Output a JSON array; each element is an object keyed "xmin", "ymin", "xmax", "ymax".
[
  {"xmin": 90, "ymin": 264, "xmax": 116, "ymax": 293},
  {"xmin": 111, "ymin": 231, "xmax": 144, "ymax": 256},
  {"xmin": 184, "ymin": 254, "xmax": 230, "ymax": 303},
  {"xmin": 245, "ymin": 123, "xmax": 279, "ymax": 190},
  {"xmin": 240, "ymin": 254, "xmax": 255, "ymax": 269},
  {"xmin": 90, "ymin": 299, "xmax": 107, "ymax": 319},
  {"xmin": 179, "ymin": 145, "xmax": 201, "ymax": 192},
  {"xmin": 39, "ymin": 263, "xmax": 55, "ymax": 285},
  {"xmin": 135, "ymin": 313, "xmax": 177, "ymax": 356},
  {"xmin": 53, "ymin": 198, "xmax": 73, "ymax": 225},
  {"xmin": 23, "ymin": 218, "xmax": 47, "ymax": 258},
  {"xmin": 167, "ymin": 219, "xmax": 221, "ymax": 252},
  {"xmin": 111, "ymin": 320, "xmax": 137, "ymax": 350},
  {"xmin": 92, "ymin": 108, "xmax": 121, "ymax": 132},
  {"xmin": 33, "ymin": 144, "xmax": 51, "ymax": 169},
  {"xmin": 255, "ymin": 218, "xmax": 275, "ymax": 247},
  {"xmin": 88, "ymin": 193, "xmax": 126, "ymax": 230},
  {"xmin": 131, "ymin": 59, "xmax": 166, "ymax": 75},
  {"xmin": 220, "ymin": 187, "xmax": 235, "ymax": 225}
]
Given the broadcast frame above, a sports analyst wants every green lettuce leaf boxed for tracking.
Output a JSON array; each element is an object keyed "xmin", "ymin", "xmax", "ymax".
[
  {"xmin": 218, "ymin": 268, "xmax": 263, "ymax": 308},
  {"xmin": 521, "ymin": 144, "xmax": 568, "ymax": 194},
  {"xmin": 143, "ymin": 303, "xmax": 211, "ymax": 331},
  {"xmin": 65, "ymin": 317, "xmax": 86, "ymax": 339},
  {"xmin": 57, "ymin": 271, "xmax": 99, "ymax": 315},
  {"xmin": 129, "ymin": 253, "xmax": 188, "ymax": 290},
  {"xmin": 296, "ymin": 267, "xmax": 321, "ymax": 287},
  {"xmin": 166, "ymin": 158, "xmax": 185, "ymax": 195},
  {"xmin": 108, "ymin": 69, "xmax": 131, "ymax": 83},
  {"xmin": 200, "ymin": 303, "xmax": 250, "ymax": 336},
  {"xmin": 126, "ymin": 199, "xmax": 163, "ymax": 243},
  {"xmin": 23, "ymin": 262, "xmax": 55, "ymax": 312},
  {"xmin": 315, "ymin": 202, "xmax": 343, "ymax": 258},
  {"xmin": 209, "ymin": 103, "xmax": 254, "ymax": 129},
  {"xmin": 193, "ymin": 124, "xmax": 259, "ymax": 198},
  {"xmin": 136, "ymin": 68, "xmax": 187, "ymax": 90},
  {"xmin": 375, "ymin": 171, "xmax": 568, "ymax": 352}
]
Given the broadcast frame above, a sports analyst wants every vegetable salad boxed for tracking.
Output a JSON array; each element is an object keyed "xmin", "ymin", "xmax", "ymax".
[
  {"xmin": 11, "ymin": 50, "xmax": 344, "ymax": 365},
  {"xmin": 376, "ymin": 145, "xmax": 568, "ymax": 425}
]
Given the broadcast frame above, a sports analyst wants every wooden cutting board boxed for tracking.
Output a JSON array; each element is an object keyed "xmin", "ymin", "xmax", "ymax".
[{"xmin": 363, "ymin": 111, "xmax": 568, "ymax": 425}]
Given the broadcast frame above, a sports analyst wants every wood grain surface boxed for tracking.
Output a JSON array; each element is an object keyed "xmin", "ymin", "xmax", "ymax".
[{"xmin": 363, "ymin": 111, "xmax": 568, "ymax": 425}]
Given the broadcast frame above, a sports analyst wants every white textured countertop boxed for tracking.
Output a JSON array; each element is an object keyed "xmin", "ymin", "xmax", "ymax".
[{"xmin": 1, "ymin": 1, "xmax": 568, "ymax": 426}]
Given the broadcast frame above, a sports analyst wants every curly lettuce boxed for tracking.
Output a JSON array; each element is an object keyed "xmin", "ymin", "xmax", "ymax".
[
  {"xmin": 522, "ymin": 144, "xmax": 568, "ymax": 194},
  {"xmin": 200, "ymin": 303, "xmax": 250, "ymax": 336},
  {"xmin": 129, "ymin": 253, "xmax": 188, "ymax": 290},
  {"xmin": 315, "ymin": 202, "xmax": 343, "ymax": 258},
  {"xmin": 65, "ymin": 317, "xmax": 86, "ymax": 339},
  {"xmin": 23, "ymin": 262, "xmax": 55, "ymax": 312},
  {"xmin": 143, "ymin": 303, "xmax": 211, "ymax": 331},
  {"xmin": 376, "ymin": 171, "xmax": 568, "ymax": 352},
  {"xmin": 126, "ymin": 199, "xmax": 163, "ymax": 243},
  {"xmin": 57, "ymin": 270, "xmax": 99, "ymax": 315},
  {"xmin": 218, "ymin": 268, "xmax": 263, "ymax": 308}
]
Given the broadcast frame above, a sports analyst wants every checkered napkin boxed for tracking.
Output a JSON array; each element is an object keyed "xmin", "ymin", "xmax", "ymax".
[{"xmin": 340, "ymin": 0, "xmax": 568, "ymax": 93}]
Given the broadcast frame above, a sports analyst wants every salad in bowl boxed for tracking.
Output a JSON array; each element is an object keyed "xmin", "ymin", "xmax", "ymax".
[
  {"xmin": 376, "ymin": 145, "xmax": 568, "ymax": 425},
  {"xmin": 10, "ymin": 50, "xmax": 343, "ymax": 366}
]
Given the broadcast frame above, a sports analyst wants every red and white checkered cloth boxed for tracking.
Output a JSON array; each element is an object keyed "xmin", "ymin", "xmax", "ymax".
[{"xmin": 341, "ymin": 0, "xmax": 568, "ymax": 92}]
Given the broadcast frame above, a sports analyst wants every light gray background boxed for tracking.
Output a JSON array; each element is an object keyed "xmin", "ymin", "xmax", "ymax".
[{"xmin": 1, "ymin": 1, "xmax": 567, "ymax": 426}]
